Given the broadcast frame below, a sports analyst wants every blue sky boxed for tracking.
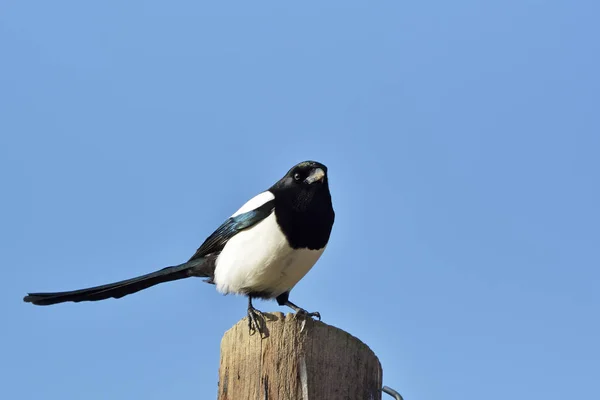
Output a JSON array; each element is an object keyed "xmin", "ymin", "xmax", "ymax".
[{"xmin": 1, "ymin": 1, "xmax": 599, "ymax": 399}]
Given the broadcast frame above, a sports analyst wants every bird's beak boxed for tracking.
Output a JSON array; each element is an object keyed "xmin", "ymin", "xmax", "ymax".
[{"xmin": 304, "ymin": 168, "xmax": 326, "ymax": 184}]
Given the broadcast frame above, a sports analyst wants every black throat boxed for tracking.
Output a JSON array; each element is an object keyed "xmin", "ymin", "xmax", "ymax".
[{"xmin": 268, "ymin": 187, "xmax": 335, "ymax": 250}]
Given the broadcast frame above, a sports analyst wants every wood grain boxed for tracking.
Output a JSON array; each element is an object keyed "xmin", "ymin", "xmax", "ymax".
[{"xmin": 218, "ymin": 312, "xmax": 382, "ymax": 400}]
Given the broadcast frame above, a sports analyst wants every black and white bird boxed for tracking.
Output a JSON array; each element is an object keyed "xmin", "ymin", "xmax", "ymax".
[{"xmin": 23, "ymin": 160, "xmax": 335, "ymax": 334}]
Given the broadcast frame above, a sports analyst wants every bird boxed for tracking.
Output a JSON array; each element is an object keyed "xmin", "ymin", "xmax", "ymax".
[{"xmin": 23, "ymin": 160, "xmax": 335, "ymax": 335}]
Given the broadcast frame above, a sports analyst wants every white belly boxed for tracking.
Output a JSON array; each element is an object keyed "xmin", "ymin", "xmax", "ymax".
[{"xmin": 213, "ymin": 212, "xmax": 325, "ymax": 298}]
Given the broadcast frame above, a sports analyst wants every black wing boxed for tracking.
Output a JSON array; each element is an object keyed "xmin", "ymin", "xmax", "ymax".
[{"xmin": 188, "ymin": 199, "xmax": 275, "ymax": 262}]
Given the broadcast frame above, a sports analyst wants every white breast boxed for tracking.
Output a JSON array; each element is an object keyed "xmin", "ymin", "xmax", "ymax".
[{"xmin": 213, "ymin": 191, "xmax": 325, "ymax": 298}]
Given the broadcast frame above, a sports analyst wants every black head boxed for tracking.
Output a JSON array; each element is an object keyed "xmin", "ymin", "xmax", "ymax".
[
  {"xmin": 270, "ymin": 161, "xmax": 330, "ymax": 209},
  {"xmin": 269, "ymin": 161, "xmax": 335, "ymax": 249}
]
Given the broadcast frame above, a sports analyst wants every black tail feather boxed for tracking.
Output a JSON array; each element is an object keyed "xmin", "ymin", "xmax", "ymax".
[{"xmin": 23, "ymin": 257, "xmax": 213, "ymax": 306}]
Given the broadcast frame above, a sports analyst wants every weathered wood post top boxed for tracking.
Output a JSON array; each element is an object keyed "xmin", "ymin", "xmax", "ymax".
[{"xmin": 218, "ymin": 312, "xmax": 382, "ymax": 400}]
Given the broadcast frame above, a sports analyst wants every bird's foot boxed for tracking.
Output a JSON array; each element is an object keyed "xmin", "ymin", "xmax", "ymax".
[
  {"xmin": 277, "ymin": 297, "xmax": 322, "ymax": 324},
  {"xmin": 294, "ymin": 308, "xmax": 321, "ymax": 321},
  {"xmin": 247, "ymin": 305, "xmax": 267, "ymax": 336}
]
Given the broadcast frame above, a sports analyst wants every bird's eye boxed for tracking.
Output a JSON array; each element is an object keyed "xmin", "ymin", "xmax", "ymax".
[{"xmin": 294, "ymin": 173, "xmax": 302, "ymax": 181}]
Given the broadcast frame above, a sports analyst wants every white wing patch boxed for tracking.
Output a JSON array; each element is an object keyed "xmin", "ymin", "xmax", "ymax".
[{"xmin": 231, "ymin": 191, "xmax": 275, "ymax": 217}]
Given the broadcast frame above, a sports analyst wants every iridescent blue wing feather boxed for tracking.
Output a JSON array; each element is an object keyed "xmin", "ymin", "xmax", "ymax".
[{"xmin": 188, "ymin": 199, "xmax": 275, "ymax": 261}]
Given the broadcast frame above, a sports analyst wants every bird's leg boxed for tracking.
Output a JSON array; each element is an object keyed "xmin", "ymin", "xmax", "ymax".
[
  {"xmin": 247, "ymin": 296, "xmax": 266, "ymax": 336},
  {"xmin": 276, "ymin": 292, "xmax": 321, "ymax": 320}
]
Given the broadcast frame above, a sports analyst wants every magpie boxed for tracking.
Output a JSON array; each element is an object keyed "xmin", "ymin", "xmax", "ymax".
[{"xmin": 23, "ymin": 160, "xmax": 335, "ymax": 334}]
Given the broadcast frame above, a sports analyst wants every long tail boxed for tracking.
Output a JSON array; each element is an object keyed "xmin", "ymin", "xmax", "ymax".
[{"xmin": 23, "ymin": 258, "xmax": 213, "ymax": 306}]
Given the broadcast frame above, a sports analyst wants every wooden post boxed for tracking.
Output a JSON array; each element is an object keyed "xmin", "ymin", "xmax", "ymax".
[{"xmin": 218, "ymin": 312, "xmax": 383, "ymax": 400}]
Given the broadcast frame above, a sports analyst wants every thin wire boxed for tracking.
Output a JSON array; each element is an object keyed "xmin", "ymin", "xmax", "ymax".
[{"xmin": 382, "ymin": 385, "xmax": 404, "ymax": 400}]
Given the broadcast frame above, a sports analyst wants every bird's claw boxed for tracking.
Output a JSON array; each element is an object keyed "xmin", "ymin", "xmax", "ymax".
[
  {"xmin": 295, "ymin": 309, "xmax": 321, "ymax": 321},
  {"xmin": 247, "ymin": 306, "xmax": 266, "ymax": 336}
]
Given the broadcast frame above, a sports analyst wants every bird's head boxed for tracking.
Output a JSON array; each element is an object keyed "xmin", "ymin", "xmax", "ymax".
[{"xmin": 269, "ymin": 161, "xmax": 332, "ymax": 212}]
